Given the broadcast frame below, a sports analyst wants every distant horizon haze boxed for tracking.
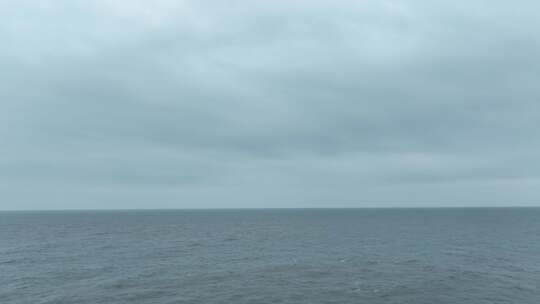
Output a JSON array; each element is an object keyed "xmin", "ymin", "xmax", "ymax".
[{"xmin": 2, "ymin": 205, "xmax": 539, "ymax": 212}]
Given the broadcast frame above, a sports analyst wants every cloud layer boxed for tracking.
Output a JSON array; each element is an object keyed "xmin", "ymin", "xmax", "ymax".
[{"xmin": 1, "ymin": 0, "xmax": 539, "ymax": 209}]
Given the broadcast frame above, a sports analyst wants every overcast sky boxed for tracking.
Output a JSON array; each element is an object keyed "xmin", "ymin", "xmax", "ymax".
[{"xmin": 1, "ymin": 0, "xmax": 539, "ymax": 210}]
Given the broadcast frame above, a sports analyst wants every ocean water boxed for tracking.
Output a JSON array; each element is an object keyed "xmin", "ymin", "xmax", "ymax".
[{"xmin": 1, "ymin": 208, "xmax": 539, "ymax": 304}]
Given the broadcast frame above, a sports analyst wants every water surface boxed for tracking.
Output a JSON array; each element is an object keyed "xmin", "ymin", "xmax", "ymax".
[{"xmin": 1, "ymin": 208, "xmax": 539, "ymax": 303}]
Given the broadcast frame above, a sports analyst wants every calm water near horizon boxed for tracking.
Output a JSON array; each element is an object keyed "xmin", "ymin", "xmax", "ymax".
[{"xmin": 1, "ymin": 208, "xmax": 539, "ymax": 303}]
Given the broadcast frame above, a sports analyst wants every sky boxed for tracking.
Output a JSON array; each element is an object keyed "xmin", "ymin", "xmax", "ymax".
[{"xmin": 1, "ymin": 0, "xmax": 539, "ymax": 210}]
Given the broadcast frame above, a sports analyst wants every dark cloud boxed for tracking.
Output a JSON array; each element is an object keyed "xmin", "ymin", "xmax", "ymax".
[{"xmin": 1, "ymin": 0, "xmax": 539, "ymax": 209}]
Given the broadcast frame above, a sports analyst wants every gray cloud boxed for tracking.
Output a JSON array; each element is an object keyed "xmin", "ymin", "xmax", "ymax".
[{"xmin": 1, "ymin": 0, "xmax": 539, "ymax": 210}]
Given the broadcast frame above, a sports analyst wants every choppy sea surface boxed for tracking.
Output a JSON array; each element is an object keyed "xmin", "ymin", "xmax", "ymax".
[{"xmin": 1, "ymin": 208, "xmax": 540, "ymax": 304}]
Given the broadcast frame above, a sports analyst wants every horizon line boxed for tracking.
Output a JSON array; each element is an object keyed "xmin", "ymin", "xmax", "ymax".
[{"xmin": 1, "ymin": 206, "xmax": 539, "ymax": 212}]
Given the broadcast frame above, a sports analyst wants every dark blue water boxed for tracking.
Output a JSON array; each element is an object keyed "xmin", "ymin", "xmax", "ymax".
[{"xmin": 1, "ymin": 208, "xmax": 539, "ymax": 303}]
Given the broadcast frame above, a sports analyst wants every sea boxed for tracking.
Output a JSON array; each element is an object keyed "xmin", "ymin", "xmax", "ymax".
[{"xmin": 1, "ymin": 208, "xmax": 539, "ymax": 303}]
